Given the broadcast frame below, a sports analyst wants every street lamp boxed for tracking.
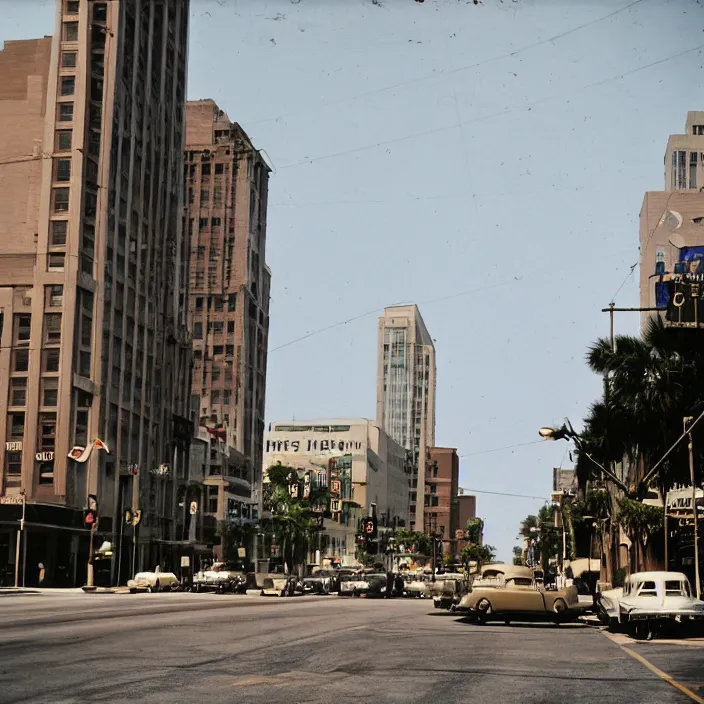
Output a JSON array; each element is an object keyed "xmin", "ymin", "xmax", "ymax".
[{"xmin": 582, "ymin": 515, "xmax": 595, "ymax": 596}]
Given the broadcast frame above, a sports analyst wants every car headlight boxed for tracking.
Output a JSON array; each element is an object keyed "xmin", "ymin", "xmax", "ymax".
[{"xmin": 381, "ymin": 586, "xmax": 386, "ymax": 592}]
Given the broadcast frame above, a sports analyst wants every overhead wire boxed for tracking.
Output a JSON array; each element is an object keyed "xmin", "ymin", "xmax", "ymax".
[
  {"xmin": 246, "ymin": 0, "xmax": 647, "ymax": 128},
  {"xmin": 458, "ymin": 440, "xmax": 545, "ymax": 458},
  {"xmin": 278, "ymin": 42, "xmax": 704, "ymax": 171}
]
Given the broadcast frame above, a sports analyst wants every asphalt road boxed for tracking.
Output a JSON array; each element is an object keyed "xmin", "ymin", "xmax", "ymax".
[{"xmin": 0, "ymin": 592, "xmax": 698, "ymax": 704}]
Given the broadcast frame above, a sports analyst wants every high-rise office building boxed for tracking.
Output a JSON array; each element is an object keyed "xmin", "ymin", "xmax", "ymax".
[
  {"xmin": 376, "ymin": 304, "xmax": 436, "ymax": 532},
  {"xmin": 640, "ymin": 112, "xmax": 704, "ymax": 329},
  {"xmin": 185, "ymin": 100, "xmax": 271, "ymax": 523},
  {"xmin": 0, "ymin": 0, "xmax": 192, "ymax": 587}
]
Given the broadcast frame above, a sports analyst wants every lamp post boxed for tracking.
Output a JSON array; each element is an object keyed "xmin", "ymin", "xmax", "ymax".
[
  {"xmin": 684, "ymin": 416, "xmax": 701, "ymax": 600},
  {"xmin": 583, "ymin": 515, "xmax": 595, "ymax": 596}
]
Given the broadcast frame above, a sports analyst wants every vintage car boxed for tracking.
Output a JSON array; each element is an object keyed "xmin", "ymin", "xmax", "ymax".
[
  {"xmin": 302, "ymin": 569, "xmax": 340, "ymax": 595},
  {"xmin": 338, "ymin": 572, "xmax": 370, "ymax": 597},
  {"xmin": 260, "ymin": 575, "xmax": 303, "ymax": 596},
  {"xmin": 127, "ymin": 566, "xmax": 180, "ymax": 593},
  {"xmin": 361, "ymin": 572, "xmax": 389, "ymax": 598},
  {"xmin": 431, "ymin": 573, "xmax": 467, "ymax": 611},
  {"xmin": 192, "ymin": 562, "xmax": 247, "ymax": 594},
  {"xmin": 456, "ymin": 564, "xmax": 585, "ymax": 624},
  {"xmin": 596, "ymin": 571, "xmax": 704, "ymax": 636},
  {"xmin": 404, "ymin": 571, "xmax": 432, "ymax": 598}
]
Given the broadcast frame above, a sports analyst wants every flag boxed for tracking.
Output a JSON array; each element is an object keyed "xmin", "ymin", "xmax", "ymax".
[
  {"xmin": 93, "ymin": 438, "xmax": 110, "ymax": 454},
  {"xmin": 67, "ymin": 445, "xmax": 93, "ymax": 463}
]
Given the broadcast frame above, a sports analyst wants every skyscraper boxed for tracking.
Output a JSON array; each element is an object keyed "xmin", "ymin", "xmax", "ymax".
[
  {"xmin": 185, "ymin": 100, "xmax": 271, "ymax": 524},
  {"xmin": 0, "ymin": 0, "xmax": 192, "ymax": 587},
  {"xmin": 376, "ymin": 304, "xmax": 436, "ymax": 531}
]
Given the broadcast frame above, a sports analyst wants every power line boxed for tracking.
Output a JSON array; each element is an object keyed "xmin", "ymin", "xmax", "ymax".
[
  {"xmin": 246, "ymin": 0, "xmax": 646, "ymax": 129},
  {"xmin": 459, "ymin": 487, "xmax": 549, "ymax": 501},
  {"xmin": 279, "ymin": 42, "xmax": 704, "ymax": 170},
  {"xmin": 459, "ymin": 440, "xmax": 545, "ymax": 458}
]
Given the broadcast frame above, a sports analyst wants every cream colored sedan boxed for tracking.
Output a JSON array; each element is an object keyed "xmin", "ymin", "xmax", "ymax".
[
  {"xmin": 128, "ymin": 566, "xmax": 180, "ymax": 593},
  {"xmin": 456, "ymin": 564, "xmax": 585, "ymax": 624}
]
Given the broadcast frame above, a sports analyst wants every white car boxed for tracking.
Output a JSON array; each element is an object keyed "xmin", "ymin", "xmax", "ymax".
[
  {"xmin": 127, "ymin": 566, "xmax": 180, "ymax": 593},
  {"xmin": 338, "ymin": 574, "xmax": 369, "ymax": 597},
  {"xmin": 597, "ymin": 571, "xmax": 704, "ymax": 636}
]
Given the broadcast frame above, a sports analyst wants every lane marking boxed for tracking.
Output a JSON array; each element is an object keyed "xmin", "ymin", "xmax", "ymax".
[{"xmin": 621, "ymin": 645, "xmax": 704, "ymax": 704}]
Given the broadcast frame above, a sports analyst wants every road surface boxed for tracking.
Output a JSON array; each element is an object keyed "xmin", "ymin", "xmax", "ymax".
[{"xmin": 0, "ymin": 592, "xmax": 700, "ymax": 704}]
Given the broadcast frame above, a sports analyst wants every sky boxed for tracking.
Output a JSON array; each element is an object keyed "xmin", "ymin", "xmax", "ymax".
[{"xmin": 3, "ymin": 0, "xmax": 703, "ymax": 561}]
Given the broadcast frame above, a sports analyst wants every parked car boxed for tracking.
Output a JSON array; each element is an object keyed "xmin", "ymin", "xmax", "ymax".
[
  {"xmin": 260, "ymin": 576, "xmax": 303, "ymax": 597},
  {"xmin": 430, "ymin": 573, "xmax": 467, "ymax": 611},
  {"xmin": 338, "ymin": 572, "xmax": 369, "ymax": 597},
  {"xmin": 128, "ymin": 566, "xmax": 180, "ymax": 593},
  {"xmin": 404, "ymin": 572, "xmax": 432, "ymax": 598},
  {"xmin": 361, "ymin": 572, "xmax": 389, "ymax": 598},
  {"xmin": 596, "ymin": 571, "xmax": 704, "ymax": 638},
  {"xmin": 192, "ymin": 561, "xmax": 247, "ymax": 594},
  {"xmin": 302, "ymin": 569, "xmax": 340, "ymax": 595},
  {"xmin": 456, "ymin": 563, "xmax": 585, "ymax": 624}
]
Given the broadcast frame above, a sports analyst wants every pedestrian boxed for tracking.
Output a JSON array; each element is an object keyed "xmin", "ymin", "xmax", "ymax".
[
  {"xmin": 386, "ymin": 571, "xmax": 393, "ymax": 599},
  {"xmin": 38, "ymin": 562, "xmax": 46, "ymax": 587}
]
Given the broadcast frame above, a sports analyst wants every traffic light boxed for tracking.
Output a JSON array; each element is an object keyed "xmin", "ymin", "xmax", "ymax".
[{"xmin": 362, "ymin": 516, "xmax": 377, "ymax": 538}]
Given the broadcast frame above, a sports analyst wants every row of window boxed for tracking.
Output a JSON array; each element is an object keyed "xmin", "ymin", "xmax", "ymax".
[
  {"xmin": 192, "ymin": 320, "xmax": 235, "ymax": 338},
  {"xmin": 671, "ymin": 150, "xmax": 700, "ymax": 190}
]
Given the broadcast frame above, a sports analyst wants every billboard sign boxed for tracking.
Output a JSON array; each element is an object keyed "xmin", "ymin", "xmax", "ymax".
[{"xmin": 654, "ymin": 245, "xmax": 704, "ymax": 327}]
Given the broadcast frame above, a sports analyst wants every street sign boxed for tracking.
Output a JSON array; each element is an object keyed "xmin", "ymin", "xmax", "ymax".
[
  {"xmin": 0, "ymin": 494, "xmax": 25, "ymax": 506},
  {"xmin": 35, "ymin": 451, "xmax": 54, "ymax": 462},
  {"xmin": 181, "ymin": 556, "xmax": 190, "ymax": 568},
  {"xmin": 190, "ymin": 501, "xmax": 198, "ymax": 515}
]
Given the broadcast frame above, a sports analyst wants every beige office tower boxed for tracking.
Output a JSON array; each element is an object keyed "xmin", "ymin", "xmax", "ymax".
[
  {"xmin": 376, "ymin": 305, "xmax": 436, "ymax": 532},
  {"xmin": 0, "ymin": 0, "xmax": 192, "ymax": 587},
  {"xmin": 640, "ymin": 112, "xmax": 704, "ymax": 329},
  {"xmin": 185, "ymin": 100, "xmax": 271, "ymax": 515}
]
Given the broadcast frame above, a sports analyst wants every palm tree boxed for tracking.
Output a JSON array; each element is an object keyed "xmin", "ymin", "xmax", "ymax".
[{"xmin": 578, "ymin": 315, "xmax": 704, "ymax": 570}]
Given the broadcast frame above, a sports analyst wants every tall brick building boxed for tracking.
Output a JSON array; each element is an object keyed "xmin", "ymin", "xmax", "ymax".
[
  {"xmin": 424, "ymin": 447, "xmax": 459, "ymax": 550},
  {"xmin": 0, "ymin": 0, "xmax": 192, "ymax": 587},
  {"xmin": 185, "ymin": 100, "xmax": 270, "ymax": 526}
]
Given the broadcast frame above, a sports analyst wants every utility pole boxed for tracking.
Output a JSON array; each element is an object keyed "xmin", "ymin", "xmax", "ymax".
[
  {"xmin": 685, "ymin": 416, "xmax": 701, "ymax": 600},
  {"xmin": 14, "ymin": 493, "xmax": 25, "ymax": 589}
]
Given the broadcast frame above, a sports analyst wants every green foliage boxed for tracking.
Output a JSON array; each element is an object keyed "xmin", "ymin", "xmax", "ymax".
[
  {"xmin": 512, "ymin": 546, "xmax": 523, "ymax": 566},
  {"xmin": 461, "ymin": 543, "xmax": 495, "ymax": 568},
  {"xmin": 465, "ymin": 517, "xmax": 484, "ymax": 544},
  {"xmin": 617, "ymin": 497, "xmax": 664, "ymax": 543},
  {"xmin": 393, "ymin": 529, "xmax": 432, "ymax": 556},
  {"xmin": 519, "ymin": 506, "xmax": 561, "ymax": 571}
]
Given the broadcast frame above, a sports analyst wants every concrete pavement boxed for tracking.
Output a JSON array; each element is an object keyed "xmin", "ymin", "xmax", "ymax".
[{"xmin": 0, "ymin": 594, "xmax": 697, "ymax": 704}]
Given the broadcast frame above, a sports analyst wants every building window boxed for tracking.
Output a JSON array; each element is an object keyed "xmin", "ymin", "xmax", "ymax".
[
  {"xmin": 55, "ymin": 130, "xmax": 72, "ymax": 152},
  {"xmin": 215, "ymin": 163, "xmax": 224, "ymax": 174},
  {"xmin": 61, "ymin": 52, "xmax": 76, "ymax": 68},
  {"xmin": 42, "ymin": 348, "xmax": 60, "ymax": 373},
  {"xmin": 48, "ymin": 253, "xmax": 66, "ymax": 272},
  {"xmin": 46, "ymin": 285, "xmax": 64, "ymax": 307},
  {"xmin": 13, "ymin": 349, "xmax": 29, "ymax": 373},
  {"xmin": 212, "ymin": 390, "xmax": 220, "ymax": 403},
  {"xmin": 42, "ymin": 379, "xmax": 59, "ymax": 407},
  {"xmin": 50, "ymin": 220, "xmax": 68, "ymax": 246},
  {"xmin": 6, "ymin": 452, "xmax": 22, "ymax": 476},
  {"xmin": 223, "ymin": 390, "xmax": 231, "ymax": 404},
  {"xmin": 193, "ymin": 322, "xmax": 202, "ymax": 339},
  {"xmin": 55, "ymin": 158, "xmax": 71, "ymax": 182},
  {"xmin": 694, "ymin": 125, "xmax": 704, "ymax": 136},
  {"xmin": 93, "ymin": 3, "xmax": 107, "ymax": 22},
  {"xmin": 14, "ymin": 314, "xmax": 31, "ymax": 343},
  {"xmin": 227, "ymin": 321, "xmax": 235, "ymax": 333},
  {"xmin": 38, "ymin": 413, "xmax": 57, "ymax": 449},
  {"xmin": 58, "ymin": 102, "xmax": 74, "ymax": 122},
  {"xmin": 210, "ymin": 321, "xmax": 224, "ymax": 335},
  {"xmin": 9, "ymin": 412, "xmax": 25, "ymax": 438},
  {"xmin": 44, "ymin": 314, "xmax": 62, "ymax": 345},
  {"xmin": 195, "ymin": 297, "xmax": 203, "ymax": 311},
  {"xmin": 213, "ymin": 297, "xmax": 224, "ymax": 312},
  {"xmin": 196, "ymin": 246, "xmax": 205, "ymax": 260},
  {"xmin": 213, "ymin": 345, "xmax": 223, "ymax": 356},
  {"xmin": 65, "ymin": 0, "xmax": 80, "ymax": 14},
  {"xmin": 228, "ymin": 293, "xmax": 236, "ymax": 311},
  {"xmin": 207, "ymin": 486, "xmax": 218, "ymax": 513},
  {"xmin": 52, "ymin": 188, "xmax": 70, "ymax": 212},
  {"xmin": 690, "ymin": 152, "xmax": 698, "ymax": 189},
  {"xmin": 62, "ymin": 21, "xmax": 78, "ymax": 41},
  {"xmin": 225, "ymin": 344, "xmax": 234, "ymax": 356},
  {"xmin": 200, "ymin": 189, "xmax": 209, "ymax": 203},
  {"xmin": 10, "ymin": 378, "xmax": 27, "ymax": 407},
  {"xmin": 199, "ymin": 217, "xmax": 208, "ymax": 230},
  {"xmin": 60, "ymin": 75, "xmax": 75, "ymax": 96},
  {"xmin": 211, "ymin": 217, "xmax": 221, "ymax": 227}
]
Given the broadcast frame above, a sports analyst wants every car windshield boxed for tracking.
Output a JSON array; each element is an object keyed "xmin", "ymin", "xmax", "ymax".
[{"xmin": 636, "ymin": 581, "xmax": 658, "ymax": 597}]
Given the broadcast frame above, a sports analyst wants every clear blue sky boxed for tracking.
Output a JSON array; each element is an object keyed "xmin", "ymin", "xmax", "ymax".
[{"xmin": 4, "ymin": 0, "xmax": 703, "ymax": 560}]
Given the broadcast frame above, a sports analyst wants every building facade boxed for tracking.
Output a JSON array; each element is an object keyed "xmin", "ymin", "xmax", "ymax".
[
  {"xmin": 376, "ymin": 304, "xmax": 436, "ymax": 532},
  {"xmin": 262, "ymin": 419, "xmax": 411, "ymax": 566},
  {"xmin": 185, "ymin": 100, "xmax": 270, "ymax": 535},
  {"xmin": 423, "ymin": 447, "xmax": 459, "ymax": 550},
  {"xmin": 0, "ymin": 0, "xmax": 192, "ymax": 588},
  {"xmin": 640, "ymin": 112, "xmax": 704, "ymax": 330}
]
